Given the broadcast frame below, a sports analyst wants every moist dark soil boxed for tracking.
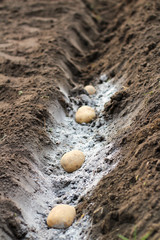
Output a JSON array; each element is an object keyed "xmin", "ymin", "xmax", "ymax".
[{"xmin": 0, "ymin": 0, "xmax": 160, "ymax": 239}]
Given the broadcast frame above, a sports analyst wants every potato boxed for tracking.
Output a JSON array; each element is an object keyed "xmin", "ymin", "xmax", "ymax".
[
  {"xmin": 75, "ymin": 106, "xmax": 96, "ymax": 123},
  {"xmin": 84, "ymin": 85, "xmax": 96, "ymax": 95},
  {"xmin": 47, "ymin": 204, "xmax": 76, "ymax": 228},
  {"xmin": 60, "ymin": 150, "xmax": 85, "ymax": 173}
]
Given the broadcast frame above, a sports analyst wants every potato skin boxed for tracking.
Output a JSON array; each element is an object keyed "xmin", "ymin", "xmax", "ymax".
[
  {"xmin": 84, "ymin": 85, "xmax": 96, "ymax": 95},
  {"xmin": 75, "ymin": 106, "xmax": 96, "ymax": 123},
  {"xmin": 47, "ymin": 204, "xmax": 76, "ymax": 228},
  {"xmin": 60, "ymin": 150, "xmax": 85, "ymax": 173}
]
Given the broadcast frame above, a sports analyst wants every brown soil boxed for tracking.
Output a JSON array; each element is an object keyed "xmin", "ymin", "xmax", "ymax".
[{"xmin": 0, "ymin": 0, "xmax": 160, "ymax": 239}]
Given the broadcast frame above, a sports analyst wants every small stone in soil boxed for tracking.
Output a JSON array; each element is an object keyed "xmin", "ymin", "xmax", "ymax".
[
  {"xmin": 72, "ymin": 195, "xmax": 78, "ymax": 201},
  {"xmin": 56, "ymin": 199, "xmax": 62, "ymax": 204},
  {"xmin": 104, "ymin": 157, "xmax": 109, "ymax": 163},
  {"xmin": 95, "ymin": 134, "xmax": 105, "ymax": 142},
  {"xmin": 109, "ymin": 193, "xmax": 116, "ymax": 200},
  {"xmin": 39, "ymin": 136, "xmax": 43, "ymax": 141},
  {"xmin": 97, "ymin": 167, "xmax": 102, "ymax": 173},
  {"xmin": 108, "ymin": 159, "xmax": 113, "ymax": 164},
  {"xmin": 96, "ymin": 119, "xmax": 104, "ymax": 128},
  {"xmin": 90, "ymin": 121, "xmax": 96, "ymax": 127},
  {"xmin": 80, "ymin": 94, "xmax": 91, "ymax": 104},
  {"xmin": 99, "ymin": 74, "xmax": 108, "ymax": 83}
]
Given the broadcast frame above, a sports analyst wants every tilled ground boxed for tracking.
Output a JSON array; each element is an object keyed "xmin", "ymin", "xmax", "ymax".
[{"xmin": 0, "ymin": 0, "xmax": 160, "ymax": 239}]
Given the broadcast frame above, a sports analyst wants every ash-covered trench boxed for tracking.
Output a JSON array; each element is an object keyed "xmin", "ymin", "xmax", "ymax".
[{"xmin": 11, "ymin": 75, "xmax": 124, "ymax": 240}]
